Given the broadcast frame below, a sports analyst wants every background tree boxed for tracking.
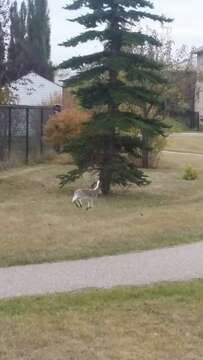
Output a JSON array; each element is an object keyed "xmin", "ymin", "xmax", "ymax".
[
  {"xmin": 7, "ymin": 0, "xmax": 53, "ymax": 81},
  {"xmin": 0, "ymin": 0, "xmax": 10, "ymax": 88},
  {"xmin": 128, "ymin": 29, "xmax": 193, "ymax": 168},
  {"xmin": 7, "ymin": 1, "xmax": 28, "ymax": 81},
  {"xmin": 0, "ymin": 0, "xmax": 15, "ymax": 104},
  {"xmin": 0, "ymin": 0, "xmax": 12, "ymax": 159},
  {"xmin": 27, "ymin": 0, "xmax": 52, "ymax": 79},
  {"xmin": 58, "ymin": 0, "xmax": 172, "ymax": 194},
  {"xmin": 166, "ymin": 45, "xmax": 197, "ymax": 119},
  {"xmin": 42, "ymin": 89, "xmax": 84, "ymax": 155},
  {"xmin": 44, "ymin": 108, "xmax": 90, "ymax": 152}
]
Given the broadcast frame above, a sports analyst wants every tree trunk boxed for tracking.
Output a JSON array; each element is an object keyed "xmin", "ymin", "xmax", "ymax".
[
  {"xmin": 142, "ymin": 131, "xmax": 149, "ymax": 169},
  {"xmin": 142, "ymin": 149, "xmax": 149, "ymax": 168},
  {"xmin": 100, "ymin": 166, "xmax": 112, "ymax": 195},
  {"xmin": 99, "ymin": 135, "xmax": 114, "ymax": 195},
  {"xmin": 99, "ymin": 6, "xmax": 119, "ymax": 195}
]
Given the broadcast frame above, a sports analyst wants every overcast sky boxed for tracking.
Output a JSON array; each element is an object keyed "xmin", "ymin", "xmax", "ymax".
[{"xmin": 48, "ymin": 0, "xmax": 203, "ymax": 64}]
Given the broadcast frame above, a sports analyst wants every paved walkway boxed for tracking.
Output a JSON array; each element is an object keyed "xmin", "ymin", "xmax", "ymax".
[
  {"xmin": 170, "ymin": 132, "xmax": 203, "ymax": 136},
  {"xmin": 0, "ymin": 242, "xmax": 203, "ymax": 299},
  {"xmin": 163, "ymin": 150, "xmax": 203, "ymax": 157}
]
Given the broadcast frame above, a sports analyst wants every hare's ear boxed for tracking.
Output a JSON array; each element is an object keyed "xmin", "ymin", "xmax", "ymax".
[{"xmin": 90, "ymin": 181, "xmax": 96, "ymax": 189}]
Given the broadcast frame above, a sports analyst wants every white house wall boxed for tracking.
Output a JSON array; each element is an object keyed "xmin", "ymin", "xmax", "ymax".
[
  {"xmin": 195, "ymin": 80, "xmax": 203, "ymax": 119},
  {"xmin": 11, "ymin": 72, "xmax": 63, "ymax": 106},
  {"xmin": 195, "ymin": 50, "xmax": 203, "ymax": 119}
]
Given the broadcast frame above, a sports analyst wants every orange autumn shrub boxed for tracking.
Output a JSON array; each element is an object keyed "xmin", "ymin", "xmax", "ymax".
[{"xmin": 44, "ymin": 107, "xmax": 90, "ymax": 150}]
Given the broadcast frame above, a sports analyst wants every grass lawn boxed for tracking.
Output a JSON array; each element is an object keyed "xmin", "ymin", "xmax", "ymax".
[
  {"xmin": 0, "ymin": 134, "xmax": 203, "ymax": 267},
  {"xmin": 0, "ymin": 281, "xmax": 202, "ymax": 359},
  {"xmin": 165, "ymin": 133, "xmax": 203, "ymax": 154}
]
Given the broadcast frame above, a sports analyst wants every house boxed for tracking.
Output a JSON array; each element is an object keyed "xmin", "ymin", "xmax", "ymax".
[
  {"xmin": 194, "ymin": 47, "xmax": 203, "ymax": 121},
  {"xmin": 10, "ymin": 72, "xmax": 63, "ymax": 106}
]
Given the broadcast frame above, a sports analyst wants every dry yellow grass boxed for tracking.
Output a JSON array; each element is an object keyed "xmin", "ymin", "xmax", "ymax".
[
  {"xmin": 0, "ymin": 281, "xmax": 202, "ymax": 359},
  {"xmin": 0, "ymin": 142, "xmax": 203, "ymax": 266},
  {"xmin": 165, "ymin": 133, "xmax": 203, "ymax": 154},
  {"xmin": 0, "ymin": 133, "xmax": 202, "ymax": 266}
]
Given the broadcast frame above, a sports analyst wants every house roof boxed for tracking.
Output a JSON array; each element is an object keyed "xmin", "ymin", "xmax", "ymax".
[
  {"xmin": 193, "ymin": 47, "xmax": 203, "ymax": 55},
  {"xmin": 13, "ymin": 71, "xmax": 63, "ymax": 88},
  {"xmin": 10, "ymin": 72, "xmax": 63, "ymax": 106}
]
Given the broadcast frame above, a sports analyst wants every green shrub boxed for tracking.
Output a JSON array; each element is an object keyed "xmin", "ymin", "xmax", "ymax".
[
  {"xmin": 147, "ymin": 135, "xmax": 167, "ymax": 168},
  {"xmin": 164, "ymin": 117, "xmax": 189, "ymax": 133},
  {"xmin": 183, "ymin": 164, "xmax": 198, "ymax": 181}
]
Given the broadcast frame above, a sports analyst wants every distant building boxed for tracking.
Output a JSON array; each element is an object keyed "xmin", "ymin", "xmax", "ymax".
[
  {"xmin": 194, "ymin": 47, "xmax": 203, "ymax": 121},
  {"xmin": 10, "ymin": 72, "xmax": 63, "ymax": 106}
]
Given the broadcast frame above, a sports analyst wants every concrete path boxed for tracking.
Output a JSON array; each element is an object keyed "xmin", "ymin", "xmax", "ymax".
[
  {"xmin": 163, "ymin": 150, "xmax": 203, "ymax": 157},
  {"xmin": 170, "ymin": 132, "xmax": 203, "ymax": 136},
  {"xmin": 0, "ymin": 242, "xmax": 203, "ymax": 299}
]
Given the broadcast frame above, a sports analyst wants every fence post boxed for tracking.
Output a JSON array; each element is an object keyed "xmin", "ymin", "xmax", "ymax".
[
  {"xmin": 25, "ymin": 108, "xmax": 29, "ymax": 164},
  {"xmin": 8, "ymin": 107, "xmax": 12, "ymax": 159}
]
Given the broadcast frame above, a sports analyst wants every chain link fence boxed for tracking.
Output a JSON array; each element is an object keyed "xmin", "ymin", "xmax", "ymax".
[{"xmin": 0, "ymin": 105, "xmax": 58, "ymax": 165}]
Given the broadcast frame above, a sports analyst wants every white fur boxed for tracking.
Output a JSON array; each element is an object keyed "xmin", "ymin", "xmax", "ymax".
[{"xmin": 72, "ymin": 180, "xmax": 100, "ymax": 210}]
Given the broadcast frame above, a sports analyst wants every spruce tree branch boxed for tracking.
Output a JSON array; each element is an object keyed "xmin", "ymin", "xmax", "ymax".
[
  {"xmin": 64, "ymin": 0, "xmax": 87, "ymax": 11},
  {"xmin": 60, "ymin": 30, "xmax": 104, "ymax": 47},
  {"xmin": 127, "ymin": 10, "xmax": 173, "ymax": 23},
  {"xmin": 76, "ymin": 83, "xmax": 164, "ymax": 108},
  {"xmin": 115, "ymin": 0, "xmax": 154, "ymax": 9},
  {"xmin": 63, "ymin": 66, "xmax": 107, "ymax": 86},
  {"xmin": 88, "ymin": 112, "xmax": 168, "ymax": 135},
  {"xmin": 60, "ymin": 29, "xmax": 161, "ymax": 48},
  {"xmin": 58, "ymin": 51, "xmax": 106, "ymax": 70}
]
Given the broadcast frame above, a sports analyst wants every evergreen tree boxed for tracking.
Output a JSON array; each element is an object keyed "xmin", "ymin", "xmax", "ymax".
[
  {"xmin": 7, "ymin": 0, "xmax": 52, "ymax": 81},
  {"xmin": 19, "ymin": 0, "xmax": 27, "ymax": 39},
  {"xmin": 7, "ymin": 1, "xmax": 28, "ymax": 81},
  {"xmin": 27, "ymin": 0, "xmax": 52, "ymax": 79},
  {"xmin": 59, "ymin": 0, "xmax": 172, "ymax": 194},
  {"xmin": 0, "ymin": 21, "xmax": 6, "ymax": 86},
  {"xmin": 0, "ymin": 0, "xmax": 10, "ymax": 86}
]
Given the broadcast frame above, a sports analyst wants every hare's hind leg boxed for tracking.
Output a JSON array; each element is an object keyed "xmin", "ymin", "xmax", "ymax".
[
  {"xmin": 90, "ymin": 198, "xmax": 94, "ymax": 208},
  {"xmin": 73, "ymin": 199, "xmax": 82, "ymax": 208},
  {"xmin": 86, "ymin": 201, "xmax": 90, "ymax": 210},
  {"xmin": 78, "ymin": 199, "xmax": 83, "ymax": 208},
  {"xmin": 74, "ymin": 200, "xmax": 80, "ymax": 208},
  {"xmin": 86, "ymin": 199, "xmax": 94, "ymax": 210}
]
